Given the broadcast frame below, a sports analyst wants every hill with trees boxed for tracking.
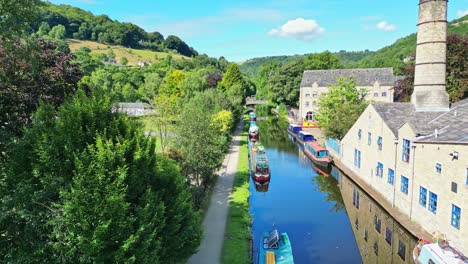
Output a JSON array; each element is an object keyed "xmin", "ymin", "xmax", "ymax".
[{"xmin": 33, "ymin": 2, "xmax": 198, "ymax": 57}]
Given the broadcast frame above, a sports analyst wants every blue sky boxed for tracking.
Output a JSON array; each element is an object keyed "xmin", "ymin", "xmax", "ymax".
[{"xmin": 49, "ymin": 0, "xmax": 468, "ymax": 62}]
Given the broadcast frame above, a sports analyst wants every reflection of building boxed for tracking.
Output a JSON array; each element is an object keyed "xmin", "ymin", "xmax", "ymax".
[
  {"xmin": 335, "ymin": 0, "xmax": 467, "ymax": 254},
  {"xmin": 339, "ymin": 171, "xmax": 417, "ymax": 264},
  {"xmin": 299, "ymin": 68, "xmax": 397, "ymax": 121}
]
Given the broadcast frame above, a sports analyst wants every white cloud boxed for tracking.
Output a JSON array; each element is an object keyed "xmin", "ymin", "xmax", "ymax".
[
  {"xmin": 376, "ymin": 21, "xmax": 397, "ymax": 31},
  {"xmin": 268, "ymin": 18, "xmax": 325, "ymax": 41},
  {"xmin": 457, "ymin": 10, "xmax": 468, "ymax": 18}
]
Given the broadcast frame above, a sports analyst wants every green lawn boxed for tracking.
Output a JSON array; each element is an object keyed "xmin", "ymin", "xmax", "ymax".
[{"xmin": 221, "ymin": 118, "xmax": 251, "ymax": 264}]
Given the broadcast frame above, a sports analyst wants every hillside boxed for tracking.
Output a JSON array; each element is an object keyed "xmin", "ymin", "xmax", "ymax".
[
  {"xmin": 35, "ymin": 2, "xmax": 198, "ymax": 57},
  {"xmin": 67, "ymin": 39, "xmax": 190, "ymax": 66},
  {"xmin": 240, "ymin": 15, "xmax": 467, "ymax": 78}
]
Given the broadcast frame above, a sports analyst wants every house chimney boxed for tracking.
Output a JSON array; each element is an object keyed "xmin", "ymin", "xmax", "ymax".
[{"xmin": 411, "ymin": 0, "xmax": 450, "ymax": 111}]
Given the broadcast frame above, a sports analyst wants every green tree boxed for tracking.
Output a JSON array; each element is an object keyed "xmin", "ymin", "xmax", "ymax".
[
  {"xmin": 107, "ymin": 48, "xmax": 116, "ymax": 59},
  {"xmin": 48, "ymin": 24, "xmax": 66, "ymax": 39},
  {"xmin": 120, "ymin": 56, "xmax": 128, "ymax": 65},
  {"xmin": 218, "ymin": 63, "xmax": 244, "ymax": 92},
  {"xmin": 161, "ymin": 70, "xmax": 186, "ymax": 97},
  {"xmin": 0, "ymin": 0, "xmax": 40, "ymax": 39},
  {"xmin": 36, "ymin": 21, "xmax": 50, "ymax": 37},
  {"xmin": 315, "ymin": 77, "xmax": 368, "ymax": 139}
]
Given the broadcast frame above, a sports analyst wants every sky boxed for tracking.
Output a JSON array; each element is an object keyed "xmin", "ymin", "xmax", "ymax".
[{"xmin": 49, "ymin": 0, "xmax": 468, "ymax": 62}]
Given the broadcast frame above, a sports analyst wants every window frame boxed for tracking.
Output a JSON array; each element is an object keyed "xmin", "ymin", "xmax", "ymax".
[
  {"xmin": 419, "ymin": 186, "xmax": 427, "ymax": 207},
  {"xmin": 451, "ymin": 204, "xmax": 461, "ymax": 229},
  {"xmin": 401, "ymin": 176, "xmax": 409, "ymax": 195},
  {"xmin": 376, "ymin": 162, "xmax": 383, "ymax": 177},
  {"xmin": 377, "ymin": 136, "xmax": 383, "ymax": 151},
  {"xmin": 368, "ymin": 132, "xmax": 372, "ymax": 146},
  {"xmin": 402, "ymin": 139, "xmax": 410, "ymax": 162},
  {"xmin": 385, "ymin": 227, "xmax": 392, "ymax": 245},
  {"xmin": 429, "ymin": 192, "xmax": 438, "ymax": 214},
  {"xmin": 398, "ymin": 240, "xmax": 406, "ymax": 260},
  {"xmin": 436, "ymin": 163, "xmax": 442, "ymax": 174},
  {"xmin": 388, "ymin": 168, "xmax": 394, "ymax": 185}
]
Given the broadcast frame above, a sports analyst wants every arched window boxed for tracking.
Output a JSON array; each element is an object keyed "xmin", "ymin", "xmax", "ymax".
[{"xmin": 305, "ymin": 111, "xmax": 314, "ymax": 121}]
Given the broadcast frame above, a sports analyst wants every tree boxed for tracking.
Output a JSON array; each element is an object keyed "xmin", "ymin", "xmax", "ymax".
[
  {"xmin": 218, "ymin": 63, "xmax": 244, "ymax": 92},
  {"xmin": 107, "ymin": 48, "xmax": 116, "ymax": 59},
  {"xmin": 48, "ymin": 24, "xmax": 66, "ymax": 39},
  {"xmin": 120, "ymin": 56, "xmax": 128, "ymax": 65},
  {"xmin": 164, "ymin": 35, "xmax": 196, "ymax": 57},
  {"xmin": 394, "ymin": 34, "xmax": 468, "ymax": 103},
  {"xmin": 161, "ymin": 70, "xmax": 186, "ymax": 97},
  {"xmin": 73, "ymin": 47, "xmax": 103, "ymax": 76},
  {"xmin": 315, "ymin": 77, "xmax": 368, "ymax": 139},
  {"xmin": 0, "ymin": 0, "xmax": 40, "ymax": 39},
  {"xmin": 0, "ymin": 91, "xmax": 201, "ymax": 263}
]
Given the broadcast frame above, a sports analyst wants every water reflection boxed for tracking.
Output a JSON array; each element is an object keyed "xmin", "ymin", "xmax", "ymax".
[
  {"xmin": 253, "ymin": 180, "xmax": 270, "ymax": 193},
  {"xmin": 335, "ymin": 167, "xmax": 417, "ymax": 264}
]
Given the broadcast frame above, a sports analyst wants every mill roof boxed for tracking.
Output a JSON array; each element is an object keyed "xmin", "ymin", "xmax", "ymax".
[{"xmin": 300, "ymin": 68, "xmax": 396, "ymax": 88}]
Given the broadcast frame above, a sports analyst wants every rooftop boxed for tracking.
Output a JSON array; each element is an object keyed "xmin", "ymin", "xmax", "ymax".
[{"xmin": 300, "ymin": 68, "xmax": 396, "ymax": 88}]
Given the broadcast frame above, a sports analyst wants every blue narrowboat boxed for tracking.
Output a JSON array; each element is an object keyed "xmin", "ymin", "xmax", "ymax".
[
  {"xmin": 297, "ymin": 131, "xmax": 314, "ymax": 144},
  {"xmin": 287, "ymin": 124, "xmax": 302, "ymax": 134}
]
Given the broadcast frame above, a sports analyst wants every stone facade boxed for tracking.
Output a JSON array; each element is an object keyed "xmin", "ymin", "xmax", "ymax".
[
  {"xmin": 337, "ymin": 101, "xmax": 468, "ymax": 254},
  {"xmin": 411, "ymin": 0, "xmax": 449, "ymax": 111},
  {"xmin": 299, "ymin": 68, "xmax": 396, "ymax": 121}
]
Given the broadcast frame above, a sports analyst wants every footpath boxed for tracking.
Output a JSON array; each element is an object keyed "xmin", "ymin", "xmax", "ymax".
[{"xmin": 187, "ymin": 120, "xmax": 244, "ymax": 264}]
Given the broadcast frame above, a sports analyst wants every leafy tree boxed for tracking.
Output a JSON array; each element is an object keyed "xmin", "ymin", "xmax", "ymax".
[
  {"xmin": 107, "ymin": 48, "xmax": 116, "ymax": 59},
  {"xmin": 151, "ymin": 94, "xmax": 180, "ymax": 153},
  {"xmin": 36, "ymin": 21, "xmax": 51, "ymax": 37},
  {"xmin": 120, "ymin": 56, "xmax": 128, "ymax": 65},
  {"xmin": 73, "ymin": 46, "xmax": 103, "ymax": 76},
  {"xmin": 315, "ymin": 77, "xmax": 368, "ymax": 139},
  {"xmin": 210, "ymin": 110, "xmax": 233, "ymax": 136},
  {"xmin": 0, "ymin": 0, "xmax": 40, "ymax": 39},
  {"xmin": 164, "ymin": 35, "xmax": 197, "ymax": 57},
  {"xmin": 0, "ymin": 38, "xmax": 82, "ymax": 155},
  {"xmin": 255, "ymin": 61, "xmax": 280, "ymax": 100},
  {"xmin": 161, "ymin": 70, "xmax": 186, "ymax": 97},
  {"xmin": 48, "ymin": 24, "xmax": 66, "ymax": 39},
  {"xmin": 0, "ymin": 91, "xmax": 201, "ymax": 263},
  {"xmin": 218, "ymin": 63, "xmax": 244, "ymax": 92}
]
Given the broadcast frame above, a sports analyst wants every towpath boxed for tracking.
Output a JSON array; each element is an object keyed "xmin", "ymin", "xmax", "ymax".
[{"xmin": 187, "ymin": 119, "xmax": 244, "ymax": 264}]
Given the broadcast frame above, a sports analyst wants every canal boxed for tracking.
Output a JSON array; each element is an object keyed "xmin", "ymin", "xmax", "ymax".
[{"xmin": 250, "ymin": 117, "xmax": 417, "ymax": 264}]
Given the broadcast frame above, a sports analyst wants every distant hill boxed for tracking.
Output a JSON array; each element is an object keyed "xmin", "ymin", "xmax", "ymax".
[
  {"xmin": 34, "ymin": 2, "xmax": 198, "ymax": 57},
  {"xmin": 67, "ymin": 39, "xmax": 191, "ymax": 66},
  {"xmin": 240, "ymin": 15, "xmax": 468, "ymax": 78}
]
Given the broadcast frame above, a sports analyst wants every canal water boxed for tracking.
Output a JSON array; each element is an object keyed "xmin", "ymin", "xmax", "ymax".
[{"xmin": 250, "ymin": 117, "xmax": 417, "ymax": 264}]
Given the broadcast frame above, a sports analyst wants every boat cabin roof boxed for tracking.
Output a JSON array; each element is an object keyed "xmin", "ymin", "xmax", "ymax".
[
  {"xmin": 419, "ymin": 243, "xmax": 468, "ymax": 264},
  {"xmin": 306, "ymin": 141, "xmax": 327, "ymax": 151},
  {"xmin": 289, "ymin": 124, "xmax": 301, "ymax": 128}
]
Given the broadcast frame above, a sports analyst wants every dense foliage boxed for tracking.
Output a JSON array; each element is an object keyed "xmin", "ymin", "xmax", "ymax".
[
  {"xmin": 395, "ymin": 34, "xmax": 468, "ymax": 102},
  {"xmin": 315, "ymin": 77, "xmax": 368, "ymax": 139},
  {"xmin": 0, "ymin": 91, "xmax": 201, "ymax": 263},
  {"xmin": 33, "ymin": 2, "xmax": 198, "ymax": 56}
]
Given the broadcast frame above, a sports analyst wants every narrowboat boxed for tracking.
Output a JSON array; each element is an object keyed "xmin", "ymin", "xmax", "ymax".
[
  {"xmin": 249, "ymin": 112, "xmax": 257, "ymax": 121},
  {"xmin": 304, "ymin": 141, "xmax": 332, "ymax": 168},
  {"xmin": 253, "ymin": 180, "xmax": 270, "ymax": 193},
  {"xmin": 259, "ymin": 229, "xmax": 294, "ymax": 264},
  {"xmin": 287, "ymin": 124, "xmax": 302, "ymax": 135},
  {"xmin": 249, "ymin": 125, "xmax": 259, "ymax": 142},
  {"xmin": 249, "ymin": 142, "xmax": 270, "ymax": 183},
  {"xmin": 297, "ymin": 131, "xmax": 315, "ymax": 144},
  {"xmin": 413, "ymin": 237, "xmax": 468, "ymax": 264}
]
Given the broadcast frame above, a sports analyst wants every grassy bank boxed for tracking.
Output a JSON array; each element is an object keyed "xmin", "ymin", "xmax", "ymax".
[{"xmin": 222, "ymin": 119, "xmax": 251, "ymax": 264}]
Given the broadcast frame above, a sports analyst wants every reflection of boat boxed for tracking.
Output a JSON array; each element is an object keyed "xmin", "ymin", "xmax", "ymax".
[
  {"xmin": 248, "ymin": 141, "xmax": 270, "ymax": 183},
  {"xmin": 304, "ymin": 141, "xmax": 332, "ymax": 168},
  {"xmin": 259, "ymin": 228, "xmax": 294, "ymax": 264},
  {"xmin": 249, "ymin": 124, "xmax": 259, "ymax": 142},
  {"xmin": 253, "ymin": 180, "xmax": 270, "ymax": 192},
  {"xmin": 413, "ymin": 237, "xmax": 468, "ymax": 264}
]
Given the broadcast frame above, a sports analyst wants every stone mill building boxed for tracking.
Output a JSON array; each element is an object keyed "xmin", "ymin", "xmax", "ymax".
[{"xmin": 333, "ymin": 0, "xmax": 468, "ymax": 254}]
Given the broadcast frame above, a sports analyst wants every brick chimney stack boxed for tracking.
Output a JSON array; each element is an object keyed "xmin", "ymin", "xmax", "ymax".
[{"xmin": 411, "ymin": 0, "xmax": 450, "ymax": 111}]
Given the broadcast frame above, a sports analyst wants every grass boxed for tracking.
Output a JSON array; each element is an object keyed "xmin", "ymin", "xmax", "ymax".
[
  {"xmin": 221, "ymin": 118, "xmax": 252, "ymax": 264},
  {"xmin": 67, "ymin": 39, "xmax": 191, "ymax": 66}
]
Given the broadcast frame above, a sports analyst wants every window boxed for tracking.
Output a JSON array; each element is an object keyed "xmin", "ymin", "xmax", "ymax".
[
  {"xmin": 312, "ymin": 91, "xmax": 318, "ymax": 97},
  {"xmin": 377, "ymin": 136, "xmax": 382, "ymax": 151},
  {"xmin": 385, "ymin": 227, "xmax": 392, "ymax": 245},
  {"xmin": 398, "ymin": 240, "xmax": 406, "ymax": 260},
  {"xmin": 429, "ymin": 192, "xmax": 438, "ymax": 214},
  {"xmin": 452, "ymin": 182, "xmax": 457, "ymax": 193},
  {"xmin": 373, "ymin": 92, "xmax": 379, "ymax": 97},
  {"xmin": 353, "ymin": 188, "xmax": 360, "ymax": 209},
  {"xmin": 355, "ymin": 218, "xmax": 359, "ymax": 230},
  {"xmin": 374, "ymin": 215, "xmax": 381, "ymax": 233},
  {"xmin": 451, "ymin": 204, "xmax": 461, "ymax": 229},
  {"xmin": 436, "ymin": 163, "xmax": 442, "ymax": 174},
  {"xmin": 354, "ymin": 149, "xmax": 361, "ymax": 168},
  {"xmin": 388, "ymin": 169, "xmax": 394, "ymax": 185},
  {"xmin": 382, "ymin": 91, "xmax": 387, "ymax": 97},
  {"xmin": 305, "ymin": 93, "xmax": 311, "ymax": 97},
  {"xmin": 401, "ymin": 176, "xmax": 409, "ymax": 195},
  {"xmin": 376, "ymin": 162, "xmax": 383, "ymax": 177},
  {"xmin": 368, "ymin": 132, "xmax": 372, "ymax": 146},
  {"xmin": 402, "ymin": 139, "xmax": 410, "ymax": 162},
  {"xmin": 373, "ymin": 241, "xmax": 379, "ymax": 255},
  {"xmin": 305, "ymin": 101, "xmax": 310, "ymax": 107},
  {"xmin": 364, "ymin": 229, "xmax": 368, "ymax": 241},
  {"xmin": 358, "ymin": 129, "xmax": 362, "ymax": 140},
  {"xmin": 419, "ymin": 186, "xmax": 427, "ymax": 207}
]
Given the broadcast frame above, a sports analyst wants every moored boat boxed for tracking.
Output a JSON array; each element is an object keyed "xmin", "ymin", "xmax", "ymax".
[
  {"xmin": 249, "ymin": 124, "xmax": 259, "ymax": 142},
  {"xmin": 296, "ymin": 131, "xmax": 314, "ymax": 144},
  {"xmin": 249, "ymin": 112, "xmax": 257, "ymax": 121},
  {"xmin": 259, "ymin": 228, "xmax": 294, "ymax": 264},
  {"xmin": 413, "ymin": 238, "xmax": 468, "ymax": 264},
  {"xmin": 249, "ymin": 141, "xmax": 270, "ymax": 183},
  {"xmin": 287, "ymin": 124, "xmax": 302, "ymax": 135},
  {"xmin": 304, "ymin": 141, "xmax": 332, "ymax": 168}
]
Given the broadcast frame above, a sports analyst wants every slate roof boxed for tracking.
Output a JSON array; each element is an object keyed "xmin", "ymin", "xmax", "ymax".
[
  {"xmin": 117, "ymin": 103, "xmax": 153, "ymax": 109},
  {"xmin": 371, "ymin": 98, "xmax": 468, "ymax": 144},
  {"xmin": 300, "ymin": 68, "xmax": 396, "ymax": 88}
]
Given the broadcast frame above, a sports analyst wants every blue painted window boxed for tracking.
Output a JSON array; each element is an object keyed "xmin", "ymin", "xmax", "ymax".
[
  {"xmin": 429, "ymin": 192, "xmax": 438, "ymax": 214},
  {"xmin": 354, "ymin": 149, "xmax": 361, "ymax": 168},
  {"xmin": 377, "ymin": 136, "xmax": 383, "ymax": 151},
  {"xmin": 358, "ymin": 129, "xmax": 362, "ymax": 140},
  {"xmin": 398, "ymin": 240, "xmax": 406, "ymax": 260},
  {"xmin": 436, "ymin": 163, "xmax": 442, "ymax": 174},
  {"xmin": 402, "ymin": 139, "xmax": 410, "ymax": 162},
  {"xmin": 368, "ymin": 132, "xmax": 372, "ymax": 146},
  {"xmin": 388, "ymin": 168, "xmax": 394, "ymax": 185},
  {"xmin": 401, "ymin": 176, "xmax": 409, "ymax": 194},
  {"xmin": 385, "ymin": 227, "xmax": 392, "ymax": 245},
  {"xmin": 376, "ymin": 162, "xmax": 383, "ymax": 177},
  {"xmin": 451, "ymin": 204, "xmax": 461, "ymax": 229},
  {"xmin": 419, "ymin": 186, "xmax": 427, "ymax": 207}
]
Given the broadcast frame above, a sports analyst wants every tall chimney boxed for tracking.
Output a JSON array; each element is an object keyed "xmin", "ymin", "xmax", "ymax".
[{"xmin": 411, "ymin": 0, "xmax": 450, "ymax": 111}]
